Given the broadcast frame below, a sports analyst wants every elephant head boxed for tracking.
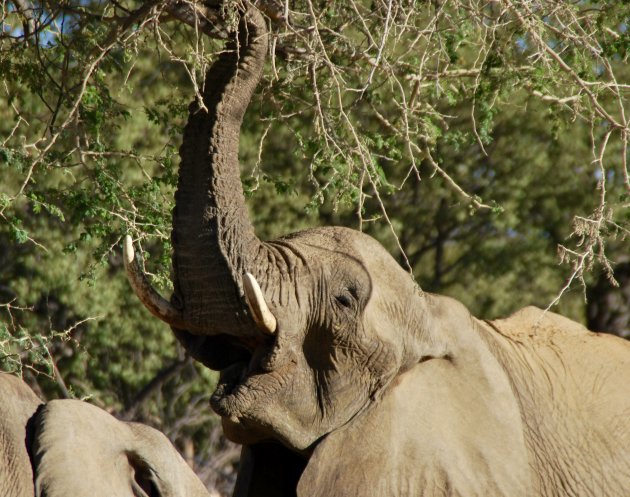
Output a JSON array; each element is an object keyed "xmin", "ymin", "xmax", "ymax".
[
  {"xmin": 124, "ymin": 1, "xmax": 530, "ymax": 487},
  {"xmin": 32, "ymin": 399, "xmax": 210, "ymax": 497},
  {"xmin": 0, "ymin": 373, "xmax": 211, "ymax": 497},
  {"xmin": 123, "ymin": 5, "xmax": 448, "ymax": 451}
]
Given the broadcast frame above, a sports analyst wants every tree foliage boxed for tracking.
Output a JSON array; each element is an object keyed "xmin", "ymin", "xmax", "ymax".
[{"xmin": 1, "ymin": 0, "xmax": 628, "ymax": 493}]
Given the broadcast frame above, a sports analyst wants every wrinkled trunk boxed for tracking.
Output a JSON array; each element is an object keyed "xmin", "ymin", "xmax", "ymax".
[{"xmin": 171, "ymin": 8, "xmax": 272, "ymax": 336}]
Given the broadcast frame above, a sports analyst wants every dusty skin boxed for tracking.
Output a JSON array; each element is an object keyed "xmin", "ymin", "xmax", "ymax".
[
  {"xmin": 0, "ymin": 373, "xmax": 210, "ymax": 497},
  {"xmin": 116, "ymin": 4, "xmax": 630, "ymax": 497}
]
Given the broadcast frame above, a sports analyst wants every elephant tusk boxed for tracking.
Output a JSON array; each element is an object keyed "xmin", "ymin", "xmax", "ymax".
[
  {"xmin": 243, "ymin": 272, "xmax": 277, "ymax": 335},
  {"xmin": 123, "ymin": 235, "xmax": 194, "ymax": 331}
]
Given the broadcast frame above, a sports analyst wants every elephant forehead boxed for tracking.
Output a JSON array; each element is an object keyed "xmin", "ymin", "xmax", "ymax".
[
  {"xmin": 33, "ymin": 401, "xmax": 133, "ymax": 497},
  {"xmin": 280, "ymin": 227, "xmax": 416, "ymax": 305},
  {"xmin": 279, "ymin": 227, "xmax": 359, "ymax": 255},
  {"xmin": 281, "ymin": 226, "xmax": 393, "ymax": 265},
  {"xmin": 33, "ymin": 400, "xmax": 132, "ymax": 470},
  {"xmin": 36, "ymin": 399, "xmax": 131, "ymax": 442},
  {"xmin": 328, "ymin": 229, "xmax": 416, "ymax": 292}
]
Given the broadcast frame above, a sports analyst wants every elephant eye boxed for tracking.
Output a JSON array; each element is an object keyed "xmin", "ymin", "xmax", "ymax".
[
  {"xmin": 335, "ymin": 286, "xmax": 358, "ymax": 309},
  {"xmin": 335, "ymin": 294, "xmax": 352, "ymax": 308}
]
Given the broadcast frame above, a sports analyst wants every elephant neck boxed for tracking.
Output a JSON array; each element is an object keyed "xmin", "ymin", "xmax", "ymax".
[{"xmin": 299, "ymin": 298, "xmax": 533, "ymax": 497}]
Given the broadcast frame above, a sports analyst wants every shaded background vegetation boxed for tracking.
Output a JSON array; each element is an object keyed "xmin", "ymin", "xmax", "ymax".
[{"xmin": 1, "ymin": 0, "xmax": 628, "ymax": 494}]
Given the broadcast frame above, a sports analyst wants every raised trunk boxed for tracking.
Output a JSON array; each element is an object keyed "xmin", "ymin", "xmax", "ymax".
[{"xmin": 171, "ymin": 7, "xmax": 269, "ymax": 336}]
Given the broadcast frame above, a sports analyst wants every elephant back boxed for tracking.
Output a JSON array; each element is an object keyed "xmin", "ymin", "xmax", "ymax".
[
  {"xmin": 487, "ymin": 306, "xmax": 591, "ymax": 341},
  {"xmin": 486, "ymin": 306, "xmax": 630, "ymax": 495}
]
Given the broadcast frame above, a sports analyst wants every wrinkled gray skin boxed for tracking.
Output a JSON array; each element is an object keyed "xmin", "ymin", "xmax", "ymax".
[
  {"xmin": 0, "ymin": 373, "xmax": 210, "ymax": 497},
  {"xmin": 131, "ymin": 5, "xmax": 630, "ymax": 497}
]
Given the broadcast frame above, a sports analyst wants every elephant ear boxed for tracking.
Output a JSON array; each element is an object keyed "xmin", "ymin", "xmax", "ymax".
[
  {"xmin": 32, "ymin": 399, "xmax": 209, "ymax": 497},
  {"xmin": 233, "ymin": 442, "xmax": 307, "ymax": 497},
  {"xmin": 297, "ymin": 361, "xmax": 533, "ymax": 497},
  {"xmin": 126, "ymin": 422, "xmax": 211, "ymax": 497}
]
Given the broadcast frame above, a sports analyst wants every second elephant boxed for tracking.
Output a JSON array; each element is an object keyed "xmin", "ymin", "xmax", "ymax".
[{"xmin": 0, "ymin": 373, "xmax": 211, "ymax": 497}]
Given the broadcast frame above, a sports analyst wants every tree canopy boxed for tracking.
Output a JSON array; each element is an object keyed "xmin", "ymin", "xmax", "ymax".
[{"xmin": 1, "ymin": 0, "xmax": 628, "ymax": 493}]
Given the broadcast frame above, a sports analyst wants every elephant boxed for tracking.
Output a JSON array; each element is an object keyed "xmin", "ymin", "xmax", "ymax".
[
  {"xmin": 0, "ymin": 372, "xmax": 211, "ymax": 497},
  {"xmin": 123, "ymin": 4, "xmax": 630, "ymax": 496}
]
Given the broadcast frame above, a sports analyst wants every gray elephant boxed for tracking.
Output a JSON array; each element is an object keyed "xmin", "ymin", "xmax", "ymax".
[
  {"xmin": 0, "ymin": 373, "xmax": 210, "ymax": 497},
  {"xmin": 124, "ymin": 5, "xmax": 630, "ymax": 497}
]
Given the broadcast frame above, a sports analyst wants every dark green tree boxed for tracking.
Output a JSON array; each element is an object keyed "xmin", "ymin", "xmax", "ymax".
[{"xmin": 1, "ymin": 0, "xmax": 628, "ymax": 492}]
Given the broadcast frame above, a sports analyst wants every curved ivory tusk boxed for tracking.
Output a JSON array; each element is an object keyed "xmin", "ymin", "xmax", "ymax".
[
  {"xmin": 243, "ymin": 272, "xmax": 277, "ymax": 335},
  {"xmin": 123, "ymin": 235, "xmax": 192, "ymax": 330}
]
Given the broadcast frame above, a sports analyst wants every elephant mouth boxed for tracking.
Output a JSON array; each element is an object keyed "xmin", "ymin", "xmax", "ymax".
[{"xmin": 209, "ymin": 335, "xmax": 296, "ymax": 418}]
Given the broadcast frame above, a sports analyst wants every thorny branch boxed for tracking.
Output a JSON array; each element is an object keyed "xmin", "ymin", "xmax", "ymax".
[
  {"xmin": 1, "ymin": 0, "xmax": 628, "ymax": 296},
  {"xmin": 0, "ymin": 299, "xmax": 99, "ymax": 380}
]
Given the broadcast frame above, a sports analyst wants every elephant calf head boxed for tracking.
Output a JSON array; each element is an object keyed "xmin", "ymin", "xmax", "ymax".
[
  {"xmin": 0, "ymin": 373, "xmax": 210, "ymax": 497},
  {"xmin": 33, "ymin": 399, "xmax": 211, "ymax": 497}
]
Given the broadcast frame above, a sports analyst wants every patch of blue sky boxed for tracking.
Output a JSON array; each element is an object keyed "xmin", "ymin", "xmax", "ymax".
[
  {"xmin": 515, "ymin": 37, "xmax": 528, "ymax": 53},
  {"xmin": 593, "ymin": 168, "xmax": 616, "ymax": 182},
  {"xmin": 3, "ymin": 1, "xmax": 87, "ymax": 46}
]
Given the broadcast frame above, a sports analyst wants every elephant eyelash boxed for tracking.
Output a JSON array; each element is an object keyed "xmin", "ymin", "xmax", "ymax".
[
  {"xmin": 335, "ymin": 286, "xmax": 360, "ymax": 310},
  {"xmin": 335, "ymin": 294, "xmax": 353, "ymax": 308}
]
